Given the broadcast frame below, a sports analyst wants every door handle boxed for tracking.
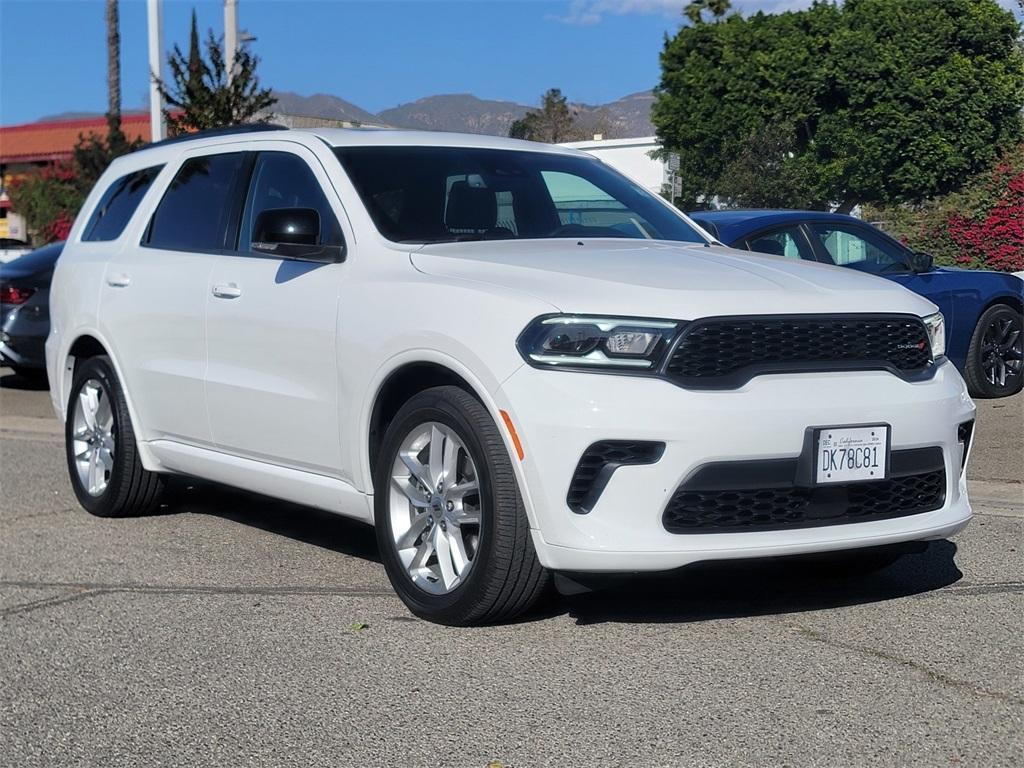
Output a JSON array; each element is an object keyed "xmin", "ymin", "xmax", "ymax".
[
  {"xmin": 106, "ymin": 273, "xmax": 131, "ymax": 288},
  {"xmin": 212, "ymin": 283, "xmax": 242, "ymax": 299}
]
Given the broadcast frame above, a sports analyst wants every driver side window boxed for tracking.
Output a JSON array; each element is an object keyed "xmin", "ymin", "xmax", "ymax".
[
  {"xmin": 809, "ymin": 223, "xmax": 907, "ymax": 274},
  {"xmin": 238, "ymin": 152, "xmax": 342, "ymax": 253}
]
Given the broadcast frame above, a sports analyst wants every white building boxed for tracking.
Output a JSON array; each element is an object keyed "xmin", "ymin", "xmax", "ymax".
[{"xmin": 559, "ymin": 136, "xmax": 677, "ymax": 198}]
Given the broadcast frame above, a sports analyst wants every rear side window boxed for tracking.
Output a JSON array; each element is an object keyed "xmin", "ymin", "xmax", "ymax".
[
  {"xmin": 745, "ymin": 226, "xmax": 812, "ymax": 261},
  {"xmin": 147, "ymin": 153, "xmax": 248, "ymax": 252},
  {"xmin": 83, "ymin": 165, "xmax": 163, "ymax": 241}
]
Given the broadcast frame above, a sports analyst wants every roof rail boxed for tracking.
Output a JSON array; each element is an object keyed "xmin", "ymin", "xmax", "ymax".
[{"xmin": 146, "ymin": 123, "xmax": 288, "ymax": 150}]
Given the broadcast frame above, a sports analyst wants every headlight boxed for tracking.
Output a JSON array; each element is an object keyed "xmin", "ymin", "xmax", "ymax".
[
  {"xmin": 517, "ymin": 315, "xmax": 681, "ymax": 371},
  {"xmin": 923, "ymin": 312, "xmax": 945, "ymax": 359}
]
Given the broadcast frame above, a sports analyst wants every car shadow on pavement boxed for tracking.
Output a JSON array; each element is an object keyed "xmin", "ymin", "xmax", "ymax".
[
  {"xmin": 561, "ymin": 541, "xmax": 962, "ymax": 625},
  {"xmin": 150, "ymin": 478, "xmax": 961, "ymax": 626},
  {"xmin": 0, "ymin": 369, "xmax": 49, "ymax": 391},
  {"xmin": 162, "ymin": 478, "xmax": 381, "ymax": 564}
]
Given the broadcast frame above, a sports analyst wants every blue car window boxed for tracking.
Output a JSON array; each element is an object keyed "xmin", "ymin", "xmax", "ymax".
[
  {"xmin": 809, "ymin": 223, "xmax": 909, "ymax": 274},
  {"xmin": 745, "ymin": 226, "xmax": 811, "ymax": 261}
]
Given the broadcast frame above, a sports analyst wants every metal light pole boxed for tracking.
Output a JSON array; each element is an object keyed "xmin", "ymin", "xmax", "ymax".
[
  {"xmin": 225, "ymin": 0, "xmax": 238, "ymax": 85},
  {"xmin": 147, "ymin": 0, "xmax": 165, "ymax": 141}
]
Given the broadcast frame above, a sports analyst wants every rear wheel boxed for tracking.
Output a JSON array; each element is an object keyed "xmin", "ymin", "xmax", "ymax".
[
  {"xmin": 964, "ymin": 304, "xmax": 1023, "ymax": 398},
  {"xmin": 374, "ymin": 386, "xmax": 548, "ymax": 625},
  {"xmin": 65, "ymin": 356, "xmax": 164, "ymax": 517}
]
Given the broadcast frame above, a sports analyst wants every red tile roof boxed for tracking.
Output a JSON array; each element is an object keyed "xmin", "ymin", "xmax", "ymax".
[{"xmin": 0, "ymin": 114, "xmax": 154, "ymax": 164}]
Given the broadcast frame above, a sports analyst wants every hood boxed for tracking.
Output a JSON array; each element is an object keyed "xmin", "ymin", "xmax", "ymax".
[{"xmin": 411, "ymin": 239, "xmax": 938, "ymax": 319}]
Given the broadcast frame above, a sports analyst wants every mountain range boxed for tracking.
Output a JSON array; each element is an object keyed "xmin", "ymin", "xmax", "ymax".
[{"xmin": 40, "ymin": 90, "xmax": 656, "ymax": 139}]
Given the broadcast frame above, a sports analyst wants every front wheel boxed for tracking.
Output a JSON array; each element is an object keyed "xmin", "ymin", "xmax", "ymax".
[
  {"xmin": 373, "ymin": 386, "xmax": 548, "ymax": 625},
  {"xmin": 964, "ymin": 304, "xmax": 1023, "ymax": 398},
  {"xmin": 65, "ymin": 355, "xmax": 165, "ymax": 517}
]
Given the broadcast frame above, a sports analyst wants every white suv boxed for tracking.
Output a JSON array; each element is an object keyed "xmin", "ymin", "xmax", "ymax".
[{"xmin": 47, "ymin": 126, "xmax": 975, "ymax": 624}]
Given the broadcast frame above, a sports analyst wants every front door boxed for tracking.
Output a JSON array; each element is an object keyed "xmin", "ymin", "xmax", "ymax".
[
  {"xmin": 205, "ymin": 146, "xmax": 348, "ymax": 476},
  {"xmin": 805, "ymin": 221, "xmax": 956, "ymax": 325}
]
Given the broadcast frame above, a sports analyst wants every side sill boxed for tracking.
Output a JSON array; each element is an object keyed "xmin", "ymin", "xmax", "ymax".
[{"xmin": 145, "ymin": 439, "xmax": 373, "ymax": 523}]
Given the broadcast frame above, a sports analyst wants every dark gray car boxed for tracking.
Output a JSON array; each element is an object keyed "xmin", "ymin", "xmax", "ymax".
[{"xmin": 0, "ymin": 242, "xmax": 63, "ymax": 379}]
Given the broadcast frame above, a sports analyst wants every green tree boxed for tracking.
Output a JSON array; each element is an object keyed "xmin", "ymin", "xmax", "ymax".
[
  {"xmin": 684, "ymin": 0, "xmax": 732, "ymax": 25},
  {"xmin": 509, "ymin": 88, "xmax": 584, "ymax": 143},
  {"xmin": 654, "ymin": 0, "xmax": 1024, "ymax": 212},
  {"xmin": 157, "ymin": 10, "xmax": 276, "ymax": 135}
]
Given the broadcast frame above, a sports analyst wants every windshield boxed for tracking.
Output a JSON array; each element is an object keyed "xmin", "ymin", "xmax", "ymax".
[{"xmin": 333, "ymin": 146, "xmax": 708, "ymax": 245}]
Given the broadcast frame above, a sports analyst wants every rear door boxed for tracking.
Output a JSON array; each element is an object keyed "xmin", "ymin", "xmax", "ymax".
[
  {"xmin": 205, "ymin": 145, "xmax": 349, "ymax": 476},
  {"xmin": 99, "ymin": 152, "xmax": 248, "ymax": 445}
]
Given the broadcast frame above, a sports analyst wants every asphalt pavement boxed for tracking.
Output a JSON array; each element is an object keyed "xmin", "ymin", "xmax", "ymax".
[{"xmin": 1, "ymin": 369, "xmax": 1021, "ymax": 767}]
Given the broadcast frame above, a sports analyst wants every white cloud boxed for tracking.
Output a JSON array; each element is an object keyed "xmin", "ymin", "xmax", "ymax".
[{"xmin": 553, "ymin": 0, "xmax": 679, "ymax": 27}]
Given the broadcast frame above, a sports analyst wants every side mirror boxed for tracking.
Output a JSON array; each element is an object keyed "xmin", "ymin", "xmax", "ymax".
[
  {"xmin": 909, "ymin": 251, "xmax": 934, "ymax": 273},
  {"xmin": 252, "ymin": 207, "xmax": 345, "ymax": 262}
]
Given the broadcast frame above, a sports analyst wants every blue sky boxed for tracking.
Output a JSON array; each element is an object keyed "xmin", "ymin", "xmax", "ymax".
[{"xmin": 1, "ymin": 0, "xmax": 1021, "ymax": 126}]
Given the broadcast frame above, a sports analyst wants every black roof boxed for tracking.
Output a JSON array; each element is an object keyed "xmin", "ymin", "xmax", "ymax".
[{"xmin": 146, "ymin": 123, "xmax": 288, "ymax": 150}]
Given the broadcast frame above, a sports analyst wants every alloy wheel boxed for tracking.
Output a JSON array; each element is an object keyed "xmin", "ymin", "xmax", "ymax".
[
  {"xmin": 388, "ymin": 422, "xmax": 483, "ymax": 595},
  {"xmin": 981, "ymin": 315, "xmax": 1023, "ymax": 388},
  {"xmin": 71, "ymin": 378, "xmax": 116, "ymax": 497}
]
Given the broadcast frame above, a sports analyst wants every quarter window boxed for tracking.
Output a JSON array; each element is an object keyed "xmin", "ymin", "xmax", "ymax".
[
  {"xmin": 147, "ymin": 153, "xmax": 248, "ymax": 252},
  {"xmin": 238, "ymin": 152, "xmax": 343, "ymax": 252},
  {"xmin": 83, "ymin": 165, "xmax": 163, "ymax": 241}
]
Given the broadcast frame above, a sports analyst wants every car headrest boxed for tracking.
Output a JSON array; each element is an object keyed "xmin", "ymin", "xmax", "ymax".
[
  {"xmin": 446, "ymin": 181, "xmax": 496, "ymax": 231},
  {"xmin": 749, "ymin": 237, "xmax": 786, "ymax": 257}
]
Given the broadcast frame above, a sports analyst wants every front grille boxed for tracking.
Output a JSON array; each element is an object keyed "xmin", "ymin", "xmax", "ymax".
[
  {"xmin": 663, "ymin": 448, "xmax": 946, "ymax": 533},
  {"xmin": 665, "ymin": 315, "xmax": 932, "ymax": 388},
  {"xmin": 567, "ymin": 440, "xmax": 664, "ymax": 514}
]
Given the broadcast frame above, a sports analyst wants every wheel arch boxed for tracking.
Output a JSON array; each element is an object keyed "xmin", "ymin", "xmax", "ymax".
[
  {"xmin": 57, "ymin": 330, "xmax": 163, "ymax": 472},
  {"xmin": 360, "ymin": 352, "xmax": 536, "ymax": 528},
  {"xmin": 981, "ymin": 293, "xmax": 1023, "ymax": 316}
]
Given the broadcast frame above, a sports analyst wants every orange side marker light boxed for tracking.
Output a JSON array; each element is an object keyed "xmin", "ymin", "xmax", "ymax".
[{"xmin": 499, "ymin": 409, "xmax": 525, "ymax": 462}]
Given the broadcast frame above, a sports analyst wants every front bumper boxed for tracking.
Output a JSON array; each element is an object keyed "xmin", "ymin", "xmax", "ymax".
[{"xmin": 498, "ymin": 360, "xmax": 975, "ymax": 572}]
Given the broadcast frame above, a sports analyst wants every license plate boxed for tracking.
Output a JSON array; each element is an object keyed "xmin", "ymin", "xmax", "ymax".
[{"xmin": 815, "ymin": 425, "xmax": 889, "ymax": 484}]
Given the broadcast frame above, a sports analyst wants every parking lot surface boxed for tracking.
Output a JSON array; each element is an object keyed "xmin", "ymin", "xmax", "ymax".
[{"xmin": 1, "ymin": 370, "xmax": 1021, "ymax": 767}]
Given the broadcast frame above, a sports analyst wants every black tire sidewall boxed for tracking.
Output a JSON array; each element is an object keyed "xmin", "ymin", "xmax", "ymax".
[
  {"xmin": 966, "ymin": 305, "xmax": 1024, "ymax": 398},
  {"xmin": 65, "ymin": 356, "xmax": 131, "ymax": 516},
  {"xmin": 373, "ymin": 388, "xmax": 511, "ymax": 624}
]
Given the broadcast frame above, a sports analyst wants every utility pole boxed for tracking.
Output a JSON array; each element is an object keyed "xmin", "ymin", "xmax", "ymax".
[
  {"xmin": 147, "ymin": 0, "xmax": 165, "ymax": 141},
  {"xmin": 225, "ymin": 0, "xmax": 238, "ymax": 85}
]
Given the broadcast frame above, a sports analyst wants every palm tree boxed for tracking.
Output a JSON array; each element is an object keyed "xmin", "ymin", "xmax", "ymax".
[
  {"xmin": 104, "ymin": 0, "xmax": 128, "ymax": 153},
  {"xmin": 106, "ymin": 0, "xmax": 120, "ymax": 129}
]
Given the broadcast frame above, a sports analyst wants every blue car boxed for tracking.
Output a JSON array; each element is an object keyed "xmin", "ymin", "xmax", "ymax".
[{"xmin": 689, "ymin": 210, "xmax": 1024, "ymax": 398}]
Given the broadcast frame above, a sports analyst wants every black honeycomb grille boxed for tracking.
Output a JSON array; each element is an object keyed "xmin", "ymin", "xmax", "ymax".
[
  {"xmin": 665, "ymin": 315, "xmax": 932, "ymax": 388},
  {"xmin": 663, "ymin": 469, "xmax": 946, "ymax": 533},
  {"xmin": 567, "ymin": 440, "xmax": 664, "ymax": 514}
]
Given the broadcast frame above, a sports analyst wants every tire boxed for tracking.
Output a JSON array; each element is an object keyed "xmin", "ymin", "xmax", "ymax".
[
  {"xmin": 65, "ymin": 355, "xmax": 165, "ymax": 517},
  {"xmin": 373, "ymin": 386, "xmax": 548, "ymax": 625},
  {"xmin": 963, "ymin": 304, "xmax": 1023, "ymax": 399}
]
